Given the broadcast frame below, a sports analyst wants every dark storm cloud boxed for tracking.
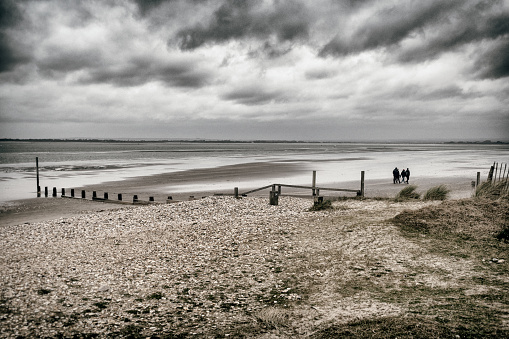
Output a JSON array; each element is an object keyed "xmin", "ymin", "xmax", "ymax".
[
  {"xmin": 397, "ymin": 84, "xmax": 482, "ymax": 101},
  {"xmin": 175, "ymin": 0, "xmax": 309, "ymax": 51},
  {"xmin": 396, "ymin": 10, "xmax": 509, "ymax": 64},
  {"xmin": 133, "ymin": 0, "xmax": 208, "ymax": 15},
  {"xmin": 0, "ymin": 0, "xmax": 27, "ymax": 72},
  {"xmin": 221, "ymin": 85, "xmax": 287, "ymax": 106},
  {"xmin": 319, "ymin": 0, "xmax": 509, "ymax": 79},
  {"xmin": 319, "ymin": 0, "xmax": 462, "ymax": 57},
  {"xmin": 79, "ymin": 56, "xmax": 212, "ymax": 88},
  {"xmin": 475, "ymin": 38, "xmax": 509, "ymax": 79}
]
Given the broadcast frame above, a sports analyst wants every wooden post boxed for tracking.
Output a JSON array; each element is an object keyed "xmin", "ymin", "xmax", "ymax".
[
  {"xmin": 52, "ymin": 187, "xmax": 57, "ymax": 197},
  {"xmin": 312, "ymin": 171, "xmax": 316, "ymax": 196},
  {"xmin": 360, "ymin": 171, "xmax": 365, "ymax": 197},
  {"xmin": 149, "ymin": 196, "xmax": 154, "ymax": 202},
  {"xmin": 488, "ymin": 165, "xmax": 495, "ymax": 182},
  {"xmin": 45, "ymin": 186, "xmax": 48, "ymax": 197},
  {"xmin": 277, "ymin": 185, "xmax": 281, "ymax": 195},
  {"xmin": 476, "ymin": 172, "xmax": 480, "ymax": 187},
  {"xmin": 269, "ymin": 190, "xmax": 279, "ymax": 205},
  {"xmin": 234, "ymin": 187, "xmax": 239, "ymax": 198},
  {"xmin": 118, "ymin": 193, "xmax": 122, "ymax": 201},
  {"xmin": 71, "ymin": 189, "xmax": 75, "ymax": 198},
  {"xmin": 81, "ymin": 190, "xmax": 86, "ymax": 199},
  {"xmin": 61, "ymin": 188, "xmax": 65, "ymax": 197},
  {"xmin": 36, "ymin": 157, "xmax": 40, "ymax": 196}
]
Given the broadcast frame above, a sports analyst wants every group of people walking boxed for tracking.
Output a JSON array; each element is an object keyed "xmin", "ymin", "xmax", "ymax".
[{"xmin": 393, "ymin": 167, "xmax": 410, "ymax": 184}]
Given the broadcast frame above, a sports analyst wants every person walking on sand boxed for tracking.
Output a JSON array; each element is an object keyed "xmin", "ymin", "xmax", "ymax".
[
  {"xmin": 405, "ymin": 168, "xmax": 410, "ymax": 184},
  {"xmin": 393, "ymin": 167, "xmax": 400, "ymax": 184},
  {"xmin": 401, "ymin": 168, "xmax": 406, "ymax": 184}
]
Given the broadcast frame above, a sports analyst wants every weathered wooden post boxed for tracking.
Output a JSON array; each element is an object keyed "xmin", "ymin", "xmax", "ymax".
[
  {"xmin": 36, "ymin": 157, "xmax": 40, "ymax": 197},
  {"xmin": 314, "ymin": 195, "xmax": 324, "ymax": 206},
  {"xmin": 488, "ymin": 163, "xmax": 495, "ymax": 182},
  {"xmin": 270, "ymin": 189, "xmax": 279, "ymax": 205},
  {"xmin": 360, "ymin": 171, "xmax": 365, "ymax": 197},
  {"xmin": 52, "ymin": 187, "xmax": 57, "ymax": 197},
  {"xmin": 45, "ymin": 186, "xmax": 48, "ymax": 197},
  {"xmin": 234, "ymin": 187, "xmax": 239, "ymax": 198},
  {"xmin": 476, "ymin": 172, "xmax": 481, "ymax": 187},
  {"xmin": 312, "ymin": 170, "xmax": 317, "ymax": 196},
  {"xmin": 61, "ymin": 188, "xmax": 65, "ymax": 197}
]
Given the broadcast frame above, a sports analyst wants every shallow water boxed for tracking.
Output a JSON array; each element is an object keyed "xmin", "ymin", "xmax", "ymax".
[{"xmin": 1, "ymin": 141, "xmax": 507, "ymax": 203}]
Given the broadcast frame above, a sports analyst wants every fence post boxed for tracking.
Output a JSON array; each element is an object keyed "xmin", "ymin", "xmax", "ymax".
[
  {"xmin": 36, "ymin": 157, "xmax": 40, "ymax": 197},
  {"xmin": 234, "ymin": 187, "xmax": 239, "ymax": 198},
  {"xmin": 488, "ymin": 163, "xmax": 495, "ymax": 182},
  {"xmin": 360, "ymin": 171, "xmax": 365, "ymax": 197},
  {"xmin": 312, "ymin": 171, "xmax": 317, "ymax": 196},
  {"xmin": 269, "ymin": 190, "xmax": 279, "ymax": 205},
  {"xmin": 52, "ymin": 187, "xmax": 57, "ymax": 197}
]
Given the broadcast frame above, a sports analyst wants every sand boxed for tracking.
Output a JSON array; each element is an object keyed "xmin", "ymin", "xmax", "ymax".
[{"xmin": 0, "ymin": 159, "xmax": 476, "ymax": 228}]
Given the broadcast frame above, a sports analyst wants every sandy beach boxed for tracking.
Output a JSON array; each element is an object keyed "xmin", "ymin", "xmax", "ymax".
[{"xmin": 0, "ymin": 161, "xmax": 476, "ymax": 228}]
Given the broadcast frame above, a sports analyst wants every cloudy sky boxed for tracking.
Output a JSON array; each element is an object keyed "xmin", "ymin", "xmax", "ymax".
[{"xmin": 1, "ymin": 0, "xmax": 508, "ymax": 141}]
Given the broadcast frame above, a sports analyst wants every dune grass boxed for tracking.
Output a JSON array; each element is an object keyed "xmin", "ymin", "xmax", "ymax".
[
  {"xmin": 394, "ymin": 185, "xmax": 420, "ymax": 201},
  {"xmin": 475, "ymin": 181, "xmax": 509, "ymax": 199},
  {"xmin": 423, "ymin": 184, "xmax": 450, "ymax": 200}
]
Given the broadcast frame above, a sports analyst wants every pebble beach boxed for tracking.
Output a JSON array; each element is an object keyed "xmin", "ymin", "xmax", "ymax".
[{"xmin": 1, "ymin": 196, "xmax": 445, "ymax": 337}]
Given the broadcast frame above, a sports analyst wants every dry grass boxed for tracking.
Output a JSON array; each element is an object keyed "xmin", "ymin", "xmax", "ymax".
[
  {"xmin": 423, "ymin": 185, "xmax": 450, "ymax": 200},
  {"xmin": 475, "ymin": 181, "xmax": 509, "ymax": 199},
  {"xmin": 395, "ymin": 185, "xmax": 421, "ymax": 201}
]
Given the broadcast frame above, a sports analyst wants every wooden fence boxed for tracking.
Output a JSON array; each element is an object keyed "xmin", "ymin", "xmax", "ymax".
[{"xmin": 488, "ymin": 162, "xmax": 508, "ymax": 184}]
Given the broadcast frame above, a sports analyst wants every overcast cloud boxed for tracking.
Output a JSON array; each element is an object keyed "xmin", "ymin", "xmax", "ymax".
[{"xmin": 0, "ymin": 0, "xmax": 508, "ymax": 141}]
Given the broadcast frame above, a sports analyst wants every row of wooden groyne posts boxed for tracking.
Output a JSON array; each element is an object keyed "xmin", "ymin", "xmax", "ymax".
[{"xmin": 36, "ymin": 169, "xmax": 366, "ymax": 206}]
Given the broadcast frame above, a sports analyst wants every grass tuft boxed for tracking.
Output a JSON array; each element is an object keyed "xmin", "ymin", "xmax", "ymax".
[
  {"xmin": 423, "ymin": 185, "xmax": 450, "ymax": 200},
  {"xmin": 394, "ymin": 185, "xmax": 420, "ymax": 201},
  {"xmin": 475, "ymin": 181, "xmax": 509, "ymax": 199},
  {"xmin": 308, "ymin": 200, "xmax": 333, "ymax": 211},
  {"xmin": 254, "ymin": 307, "xmax": 290, "ymax": 329}
]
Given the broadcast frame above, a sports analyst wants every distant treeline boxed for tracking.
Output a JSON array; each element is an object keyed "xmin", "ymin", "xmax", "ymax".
[{"xmin": 1, "ymin": 138, "xmax": 507, "ymax": 144}]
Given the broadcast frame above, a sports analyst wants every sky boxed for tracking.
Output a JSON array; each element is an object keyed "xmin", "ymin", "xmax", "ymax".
[{"xmin": 0, "ymin": 0, "xmax": 508, "ymax": 141}]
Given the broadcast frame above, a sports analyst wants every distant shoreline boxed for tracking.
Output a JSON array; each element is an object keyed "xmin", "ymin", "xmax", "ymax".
[{"xmin": 1, "ymin": 138, "xmax": 508, "ymax": 144}]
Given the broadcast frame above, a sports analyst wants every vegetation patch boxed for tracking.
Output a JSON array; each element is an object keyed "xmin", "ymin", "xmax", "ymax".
[
  {"xmin": 394, "ymin": 185, "xmax": 420, "ymax": 201},
  {"xmin": 308, "ymin": 200, "xmax": 333, "ymax": 211},
  {"xmin": 423, "ymin": 185, "xmax": 450, "ymax": 200},
  {"xmin": 311, "ymin": 315, "xmax": 508, "ymax": 339},
  {"xmin": 475, "ymin": 181, "xmax": 509, "ymax": 199},
  {"xmin": 391, "ymin": 198, "xmax": 509, "ymax": 240}
]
